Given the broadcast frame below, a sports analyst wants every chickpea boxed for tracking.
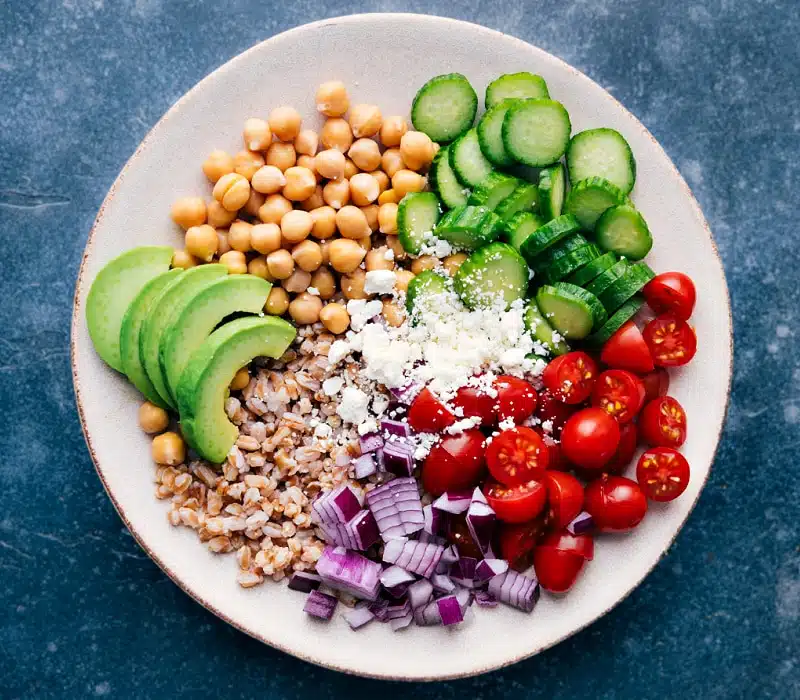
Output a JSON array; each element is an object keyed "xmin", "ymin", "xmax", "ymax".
[
  {"xmin": 365, "ymin": 246, "xmax": 395, "ymax": 272},
  {"xmin": 378, "ymin": 202, "xmax": 398, "ymax": 234},
  {"xmin": 369, "ymin": 170, "xmax": 389, "ymax": 193},
  {"xmin": 380, "ymin": 116, "xmax": 409, "ymax": 147},
  {"xmin": 400, "ymin": 131, "xmax": 435, "ymax": 171},
  {"xmin": 322, "ymin": 179, "xmax": 350, "ymax": 209},
  {"xmin": 138, "ymin": 401, "xmax": 169, "ymax": 434},
  {"xmin": 394, "ymin": 269, "xmax": 415, "ymax": 292},
  {"xmin": 316, "ymin": 80, "xmax": 349, "ymax": 117},
  {"xmin": 185, "ymin": 224, "xmax": 218, "ymax": 262},
  {"xmin": 385, "ymin": 235, "xmax": 407, "ymax": 261},
  {"xmin": 296, "ymin": 155, "xmax": 318, "ymax": 180},
  {"xmin": 251, "ymin": 165, "xmax": 287, "ymax": 194},
  {"xmin": 294, "ymin": 129, "xmax": 318, "ymax": 156},
  {"xmin": 228, "ymin": 220, "xmax": 253, "ymax": 252},
  {"xmin": 307, "ymin": 206, "xmax": 337, "ymax": 240},
  {"xmin": 216, "ymin": 230, "xmax": 231, "ymax": 256},
  {"xmin": 243, "ymin": 189, "xmax": 266, "ymax": 218},
  {"xmin": 310, "ymin": 267, "xmax": 336, "ymax": 299},
  {"xmin": 382, "ymin": 299, "xmax": 406, "ymax": 328},
  {"xmin": 171, "ymin": 196, "xmax": 206, "ymax": 229},
  {"xmin": 247, "ymin": 255, "xmax": 273, "ymax": 280},
  {"xmin": 288, "ymin": 292, "xmax": 323, "ymax": 325},
  {"xmin": 152, "ymin": 431, "xmax": 185, "ymax": 466},
  {"xmin": 319, "ymin": 239, "xmax": 332, "ymax": 266},
  {"xmin": 392, "ymin": 169, "xmax": 426, "ymax": 199},
  {"xmin": 342, "ymin": 268, "xmax": 368, "ymax": 300},
  {"xmin": 282, "ymin": 166, "xmax": 317, "ymax": 201},
  {"xmin": 251, "ymin": 223, "xmax": 282, "ymax": 255},
  {"xmin": 266, "ymin": 142, "xmax": 296, "ymax": 171},
  {"xmin": 268, "ymin": 106, "xmax": 302, "ymax": 142},
  {"xmin": 328, "ymin": 238, "xmax": 366, "ymax": 273},
  {"xmin": 319, "ymin": 302, "xmax": 350, "ymax": 334},
  {"xmin": 219, "ymin": 250, "xmax": 248, "ymax": 274},
  {"xmin": 291, "ymin": 239, "xmax": 323, "ymax": 272},
  {"xmin": 320, "ymin": 118, "xmax": 353, "ymax": 152},
  {"xmin": 280, "ymin": 209, "xmax": 313, "ymax": 244},
  {"xmin": 349, "ymin": 104, "xmax": 382, "ymax": 138},
  {"xmin": 243, "ymin": 118, "xmax": 272, "ymax": 152},
  {"xmin": 171, "ymin": 249, "xmax": 197, "ymax": 269},
  {"xmin": 315, "ymin": 148, "xmax": 346, "ymax": 180},
  {"xmin": 266, "ymin": 248, "xmax": 295, "ymax": 279},
  {"xmin": 213, "ymin": 173, "xmax": 251, "ymax": 212},
  {"xmin": 233, "ymin": 149, "xmax": 266, "ymax": 180},
  {"xmin": 357, "ymin": 235, "xmax": 372, "ymax": 252},
  {"xmin": 377, "ymin": 188, "xmax": 399, "ymax": 205},
  {"xmin": 202, "ymin": 150, "xmax": 235, "ymax": 183},
  {"xmin": 230, "ymin": 367, "xmax": 251, "ymax": 391},
  {"xmin": 361, "ymin": 204, "xmax": 379, "ymax": 232},
  {"xmin": 348, "ymin": 138, "xmax": 381, "ymax": 171},
  {"xmin": 443, "ymin": 252, "xmax": 468, "ymax": 276},
  {"xmin": 299, "ymin": 185, "xmax": 324, "ymax": 211},
  {"xmin": 349, "ymin": 173, "xmax": 379, "ymax": 206},
  {"xmin": 411, "ymin": 255, "xmax": 438, "ymax": 275},
  {"xmin": 343, "ymin": 158, "xmax": 359, "ymax": 180},
  {"xmin": 381, "ymin": 148, "xmax": 406, "ymax": 178},
  {"xmin": 258, "ymin": 194, "xmax": 292, "ymax": 224},
  {"xmin": 282, "ymin": 268, "xmax": 312, "ymax": 294},
  {"xmin": 265, "ymin": 286, "xmax": 290, "ymax": 315},
  {"xmin": 207, "ymin": 199, "xmax": 237, "ymax": 228},
  {"xmin": 335, "ymin": 205, "xmax": 371, "ymax": 239}
]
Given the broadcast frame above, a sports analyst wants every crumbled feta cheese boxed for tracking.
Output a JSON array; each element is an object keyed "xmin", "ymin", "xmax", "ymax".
[
  {"xmin": 357, "ymin": 417, "xmax": 378, "ymax": 436},
  {"xmin": 384, "ymin": 248, "xmax": 395, "ymax": 261},
  {"xmin": 337, "ymin": 387, "xmax": 370, "ymax": 425},
  {"xmin": 497, "ymin": 416, "xmax": 516, "ymax": 431},
  {"xmin": 364, "ymin": 269, "xmax": 397, "ymax": 295},
  {"xmin": 347, "ymin": 299, "xmax": 383, "ymax": 331},
  {"xmin": 541, "ymin": 419, "xmax": 554, "ymax": 434},
  {"xmin": 322, "ymin": 376, "xmax": 344, "ymax": 396},
  {"xmin": 307, "ymin": 286, "xmax": 320, "ymax": 296},
  {"xmin": 327, "ymin": 341, "xmax": 350, "ymax": 365},
  {"xmin": 372, "ymin": 395, "xmax": 390, "ymax": 416},
  {"xmin": 314, "ymin": 423, "xmax": 333, "ymax": 438},
  {"xmin": 445, "ymin": 416, "xmax": 481, "ymax": 434}
]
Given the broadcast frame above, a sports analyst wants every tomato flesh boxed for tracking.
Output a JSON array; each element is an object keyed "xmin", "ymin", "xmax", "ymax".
[
  {"xmin": 641, "ymin": 368, "xmax": 670, "ymax": 403},
  {"xmin": 542, "ymin": 351, "xmax": 599, "ymax": 404},
  {"xmin": 544, "ymin": 471, "xmax": 584, "ymax": 530},
  {"xmin": 640, "ymin": 396, "xmax": 687, "ymax": 448},
  {"xmin": 560, "ymin": 407, "xmax": 621, "ymax": 471},
  {"xmin": 534, "ymin": 390, "xmax": 576, "ymax": 437},
  {"xmin": 407, "ymin": 388, "xmax": 455, "ymax": 433},
  {"xmin": 486, "ymin": 427, "xmax": 549, "ymax": 486},
  {"xmin": 643, "ymin": 315, "xmax": 697, "ymax": 367},
  {"xmin": 451, "ymin": 382, "xmax": 497, "ymax": 427},
  {"xmin": 421, "ymin": 429, "xmax": 486, "ymax": 495},
  {"xmin": 485, "ymin": 479, "xmax": 547, "ymax": 523},
  {"xmin": 637, "ymin": 446, "xmax": 691, "ymax": 502},
  {"xmin": 533, "ymin": 547, "xmax": 586, "ymax": 593},
  {"xmin": 603, "ymin": 421, "xmax": 639, "ymax": 475},
  {"xmin": 498, "ymin": 518, "xmax": 548, "ymax": 572},
  {"xmin": 643, "ymin": 272, "xmax": 696, "ymax": 320},
  {"xmin": 494, "ymin": 375, "xmax": 538, "ymax": 424},
  {"xmin": 538, "ymin": 529, "xmax": 594, "ymax": 561},
  {"xmin": 590, "ymin": 370, "xmax": 646, "ymax": 424},
  {"xmin": 600, "ymin": 321, "xmax": 655, "ymax": 373},
  {"xmin": 584, "ymin": 475, "xmax": 648, "ymax": 532}
]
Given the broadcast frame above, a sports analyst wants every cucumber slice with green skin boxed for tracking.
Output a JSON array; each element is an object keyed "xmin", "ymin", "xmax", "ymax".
[
  {"xmin": 598, "ymin": 262, "xmax": 655, "ymax": 313},
  {"xmin": 519, "ymin": 214, "xmax": 582, "ymax": 262},
  {"xmin": 411, "ymin": 73, "xmax": 478, "ymax": 143},
  {"xmin": 594, "ymin": 204, "xmax": 653, "ymax": 260},
  {"xmin": 495, "ymin": 183, "xmax": 539, "ymax": 220},
  {"xmin": 535, "ymin": 283, "xmax": 607, "ymax": 339},
  {"xmin": 502, "ymin": 99, "xmax": 572, "ymax": 167},
  {"xmin": 449, "ymin": 128, "xmax": 493, "ymax": 187},
  {"xmin": 405, "ymin": 269, "xmax": 452, "ymax": 317},
  {"xmin": 397, "ymin": 192, "xmax": 442, "ymax": 254},
  {"xmin": 477, "ymin": 99, "xmax": 518, "ymax": 167},
  {"xmin": 540, "ymin": 245, "xmax": 602, "ymax": 285},
  {"xmin": 585, "ymin": 296, "xmax": 645, "ymax": 347},
  {"xmin": 430, "ymin": 146, "xmax": 469, "ymax": 209},
  {"xmin": 485, "ymin": 72, "xmax": 550, "ymax": 108},
  {"xmin": 532, "ymin": 233, "xmax": 590, "ymax": 268},
  {"xmin": 524, "ymin": 301, "xmax": 570, "ymax": 356},
  {"xmin": 567, "ymin": 251, "xmax": 618, "ymax": 287},
  {"xmin": 586, "ymin": 259, "xmax": 630, "ymax": 298},
  {"xmin": 566, "ymin": 128, "xmax": 636, "ymax": 194},
  {"xmin": 563, "ymin": 176, "xmax": 627, "ymax": 231},
  {"xmin": 502, "ymin": 211, "xmax": 545, "ymax": 252},
  {"xmin": 454, "ymin": 242, "xmax": 528, "ymax": 310},
  {"xmin": 538, "ymin": 163, "xmax": 566, "ymax": 221},
  {"xmin": 434, "ymin": 205, "xmax": 502, "ymax": 251},
  {"xmin": 468, "ymin": 172, "xmax": 521, "ymax": 210}
]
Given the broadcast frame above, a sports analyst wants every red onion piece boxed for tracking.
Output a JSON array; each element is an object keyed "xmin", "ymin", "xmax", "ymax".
[
  {"xmin": 390, "ymin": 611, "xmax": 414, "ymax": 631},
  {"xmin": 316, "ymin": 546, "xmax": 382, "ymax": 601},
  {"xmin": 382, "ymin": 539, "xmax": 444, "ymax": 578},
  {"xmin": 475, "ymin": 558, "xmax": 509, "ymax": 582},
  {"xmin": 418, "ymin": 532, "xmax": 446, "ymax": 545},
  {"xmin": 455, "ymin": 587, "xmax": 474, "ymax": 610},
  {"xmin": 368, "ymin": 600, "xmax": 390, "ymax": 621},
  {"xmin": 381, "ymin": 419, "xmax": 412, "ymax": 438},
  {"xmin": 303, "ymin": 590, "xmax": 337, "ymax": 620},
  {"xmin": 488, "ymin": 569, "xmax": 540, "ymax": 612},
  {"xmin": 441, "ymin": 544, "xmax": 460, "ymax": 564},
  {"xmin": 380, "ymin": 565, "xmax": 415, "ymax": 598},
  {"xmin": 319, "ymin": 509, "xmax": 379, "ymax": 551},
  {"xmin": 436, "ymin": 595, "xmax": 464, "ymax": 625},
  {"xmin": 385, "ymin": 599, "xmax": 411, "ymax": 620},
  {"xmin": 407, "ymin": 579, "xmax": 434, "ymax": 609},
  {"xmin": 381, "ymin": 440, "xmax": 415, "ymax": 477},
  {"xmin": 366, "ymin": 478, "xmax": 424, "ymax": 540},
  {"xmin": 431, "ymin": 573, "xmax": 455, "ymax": 593},
  {"xmin": 343, "ymin": 603, "xmax": 374, "ymax": 629},
  {"xmin": 422, "ymin": 504, "xmax": 445, "ymax": 536},
  {"xmin": 360, "ymin": 432, "xmax": 384, "ymax": 454},
  {"xmin": 287, "ymin": 571, "xmax": 322, "ymax": 592},
  {"xmin": 432, "ymin": 490, "xmax": 473, "ymax": 514},
  {"xmin": 466, "ymin": 487, "xmax": 496, "ymax": 555},
  {"xmin": 567, "ymin": 511, "xmax": 594, "ymax": 535},
  {"xmin": 474, "ymin": 590, "xmax": 499, "ymax": 607},
  {"xmin": 312, "ymin": 483, "xmax": 363, "ymax": 525},
  {"xmin": 353, "ymin": 453, "xmax": 377, "ymax": 479},
  {"xmin": 390, "ymin": 382, "xmax": 422, "ymax": 406}
]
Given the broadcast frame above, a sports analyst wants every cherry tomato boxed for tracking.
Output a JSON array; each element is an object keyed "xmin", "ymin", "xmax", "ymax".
[
  {"xmin": 421, "ymin": 429, "xmax": 486, "ymax": 495},
  {"xmin": 533, "ymin": 547, "xmax": 587, "ymax": 592},
  {"xmin": 447, "ymin": 516, "xmax": 484, "ymax": 559},
  {"xmin": 498, "ymin": 517, "xmax": 548, "ymax": 571},
  {"xmin": 451, "ymin": 382, "xmax": 497, "ymax": 427},
  {"xmin": 584, "ymin": 475, "xmax": 648, "ymax": 532},
  {"xmin": 643, "ymin": 272, "xmax": 696, "ymax": 320},
  {"xmin": 494, "ymin": 375, "xmax": 538, "ymax": 424},
  {"xmin": 534, "ymin": 390, "xmax": 576, "ymax": 437},
  {"xmin": 604, "ymin": 421, "xmax": 639, "ymax": 475},
  {"xmin": 407, "ymin": 388, "xmax": 455, "ymax": 433},
  {"xmin": 486, "ymin": 427, "xmax": 549, "ymax": 486},
  {"xmin": 542, "ymin": 351, "xmax": 599, "ymax": 404},
  {"xmin": 600, "ymin": 320, "xmax": 655, "ymax": 374},
  {"xmin": 485, "ymin": 479, "xmax": 547, "ymax": 523},
  {"xmin": 641, "ymin": 368, "xmax": 670, "ymax": 403},
  {"xmin": 544, "ymin": 472, "xmax": 584, "ymax": 529},
  {"xmin": 640, "ymin": 396, "xmax": 687, "ymax": 448},
  {"xmin": 590, "ymin": 370, "xmax": 646, "ymax": 424},
  {"xmin": 534, "ymin": 427, "xmax": 569, "ymax": 471},
  {"xmin": 560, "ymin": 407, "xmax": 621, "ymax": 470},
  {"xmin": 538, "ymin": 529, "xmax": 594, "ymax": 561},
  {"xmin": 636, "ymin": 446, "xmax": 691, "ymax": 502},
  {"xmin": 643, "ymin": 315, "xmax": 697, "ymax": 367}
]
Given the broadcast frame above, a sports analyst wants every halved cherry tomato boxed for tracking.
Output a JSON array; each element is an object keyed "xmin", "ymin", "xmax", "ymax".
[
  {"xmin": 538, "ymin": 529, "xmax": 594, "ymax": 561},
  {"xmin": 533, "ymin": 547, "xmax": 586, "ymax": 592},
  {"xmin": 534, "ymin": 390, "xmax": 576, "ymax": 437},
  {"xmin": 485, "ymin": 479, "xmax": 547, "ymax": 523},
  {"xmin": 640, "ymin": 396, "xmax": 687, "ymax": 448},
  {"xmin": 643, "ymin": 272, "xmax": 696, "ymax": 320},
  {"xmin": 600, "ymin": 320, "xmax": 655, "ymax": 374},
  {"xmin": 533, "ymin": 427, "xmax": 569, "ymax": 471},
  {"xmin": 604, "ymin": 421, "xmax": 639, "ymax": 475},
  {"xmin": 494, "ymin": 375, "xmax": 538, "ymax": 424},
  {"xmin": 544, "ymin": 472, "xmax": 584, "ymax": 529},
  {"xmin": 641, "ymin": 368, "xmax": 670, "ymax": 403},
  {"xmin": 643, "ymin": 315, "xmax": 697, "ymax": 367},
  {"xmin": 407, "ymin": 388, "xmax": 455, "ymax": 433},
  {"xmin": 636, "ymin": 446, "xmax": 691, "ymax": 502},
  {"xmin": 447, "ymin": 516, "xmax": 484, "ymax": 559},
  {"xmin": 498, "ymin": 517, "xmax": 548, "ymax": 571},
  {"xmin": 560, "ymin": 407, "xmax": 621, "ymax": 470},
  {"xmin": 584, "ymin": 475, "xmax": 648, "ymax": 532},
  {"xmin": 486, "ymin": 427, "xmax": 549, "ymax": 486},
  {"xmin": 591, "ymin": 369, "xmax": 646, "ymax": 424},
  {"xmin": 542, "ymin": 351, "xmax": 599, "ymax": 404},
  {"xmin": 421, "ymin": 429, "xmax": 486, "ymax": 495},
  {"xmin": 451, "ymin": 382, "xmax": 497, "ymax": 427}
]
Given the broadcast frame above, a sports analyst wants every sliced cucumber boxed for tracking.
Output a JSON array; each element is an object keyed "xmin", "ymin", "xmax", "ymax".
[
  {"xmin": 519, "ymin": 214, "xmax": 582, "ymax": 262},
  {"xmin": 598, "ymin": 262, "xmax": 655, "ymax": 313},
  {"xmin": 411, "ymin": 73, "xmax": 478, "ymax": 143},
  {"xmin": 567, "ymin": 251, "xmax": 618, "ymax": 287},
  {"xmin": 532, "ymin": 233, "xmax": 590, "ymax": 268},
  {"xmin": 502, "ymin": 211, "xmax": 545, "ymax": 252},
  {"xmin": 406, "ymin": 270, "xmax": 452, "ymax": 317},
  {"xmin": 524, "ymin": 301, "xmax": 569, "ymax": 356},
  {"xmin": 454, "ymin": 242, "xmax": 528, "ymax": 309},
  {"xmin": 477, "ymin": 99, "xmax": 517, "ymax": 167},
  {"xmin": 540, "ymin": 245, "xmax": 602, "ymax": 285},
  {"xmin": 430, "ymin": 146, "xmax": 469, "ymax": 209},
  {"xmin": 495, "ymin": 183, "xmax": 539, "ymax": 220},
  {"xmin": 485, "ymin": 72, "xmax": 549, "ymax": 108},
  {"xmin": 538, "ymin": 163, "xmax": 566, "ymax": 221},
  {"xmin": 397, "ymin": 192, "xmax": 441, "ymax": 255},
  {"xmin": 502, "ymin": 99, "xmax": 572, "ymax": 167},
  {"xmin": 434, "ymin": 205, "xmax": 501, "ymax": 251},
  {"xmin": 594, "ymin": 204, "xmax": 652, "ymax": 260},
  {"xmin": 563, "ymin": 176, "xmax": 627, "ymax": 231},
  {"xmin": 535, "ymin": 283, "xmax": 607, "ymax": 339},
  {"xmin": 585, "ymin": 296, "xmax": 645, "ymax": 347},
  {"xmin": 566, "ymin": 128, "xmax": 636, "ymax": 194},
  {"xmin": 449, "ymin": 128, "xmax": 494, "ymax": 187},
  {"xmin": 586, "ymin": 259, "xmax": 630, "ymax": 299}
]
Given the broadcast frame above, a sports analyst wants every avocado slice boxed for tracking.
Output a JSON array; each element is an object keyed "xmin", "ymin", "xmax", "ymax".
[
  {"xmin": 177, "ymin": 316, "xmax": 296, "ymax": 463},
  {"xmin": 85, "ymin": 246, "xmax": 173, "ymax": 372},
  {"xmin": 160, "ymin": 275, "xmax": 273, "ymax": 402},
  {"xmin": 139, "ymin": 264, "xmax": 228, "ymax": 409},
  {"xmin": 119, "ymin": 268, "xmax": 184, "ymax": 407}
]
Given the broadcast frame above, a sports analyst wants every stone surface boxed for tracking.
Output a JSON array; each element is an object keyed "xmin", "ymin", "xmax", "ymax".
[{"xmin": 1, "ymin": 1, "xmax": 798, "ymax": 698}]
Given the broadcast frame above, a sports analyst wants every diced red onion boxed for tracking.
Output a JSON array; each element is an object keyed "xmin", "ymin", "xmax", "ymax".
[
  {"xmin": 390, "ymin": 611, "xmax": 414, "ymax": 631},
  {"xmin": 413, "ymin": 600, "xmax": 442, "ymax": 626},
  {"xmin": 442, "ymin": 544, "xmax": 459, "ymax": 564},
  {"xmin": 431, "ymin": 573, "xmax": 455, "ymax": 593},
  {"xmin": 432, "ymin": 490, "xmax": 473, "ymax": 514},
  {"xmin": 567, "ymin": 511, "xmax": 594, "ymax": 535},
  {"xmin": 353, "ymin": 453, "xmax": 377, "ymax": 479},
  {"xmin": 407, "ymin": 579, "xmax": 433, "ymax": 609},
  {"xmin": 474, "ymin": 590, "xmax": 498, "ymax": 608},
  {"xmin": 316, "ymin": 546, "xmax": 382, "ymax": 601},
  {"xmin": 381, "ymin": 440, "xmax": 415, "ymax": 477},
  {"xmin": 343, "ymin": 603, "xmax": 375, "ymax": 629},
  {"xmin": 366, "ymin": 478, "xmax": 424, "ymax": 540},
  {"xmin": 311, "ymin": 483, "xmax": 362, "ymax": 525},
  {"xmin": 382, "ymin": 539, "xmax": 444, "ymax": 578},
  {"xmin": 287, "ymin": 571, "xmax": 322, "ymax": 592},
  {"xmin": 488, "ymin": 569, "xmax": 540, "ymax": 612},
  {"xmin": 455, "ymin": 587, "xmax": 474, "ymax": 610},
  {"xmin": 475, "ymin": 558, "xmax": 509, "ymax": 582},
  {"xmin": 319, "ymin": 509, "xmax": 379, "ymax": 551},
  {"xmin": 359, "ymin": 432, "xmax": 384, "ymax": 454},
  {"xmin": 303, "ymin": 590, "xmax": 337, "ymax": 620},
  {"xmin": 450, "ymin": 556, "xmax": 478, "ymax": 588},
  {"xmin": 418, "ymin": 532, "xmax": 446, "ymax": 545},
  {"xmin": 385, "ymin": 599, "xmax": 411, "ymax": 620},
  {"xmin": 422, "ymin": 504, "xmax": 445, "ymax": 536},
  {"xmin": 436, "ymin": 595, "xmax": 464, "ymax": 625},
  {"xmin": 390, "ymin": 382, "xmax": 421, "ymax": 406},
  {"xmin": 380, "ymin": 565, "xmax": 415, "ymax": 598},
  {"xmin": 466, "ymin": 487, "xmax": 495, "ymax": 555},
  {"xmin": 381, "ymin": 419, "xmax": 412, "ymax": 438}
]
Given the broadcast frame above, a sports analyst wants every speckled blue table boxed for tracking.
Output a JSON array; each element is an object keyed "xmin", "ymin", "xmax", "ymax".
[{"xmin": 2, "ymin": 1, "xmax": 798, "ymax": 698}]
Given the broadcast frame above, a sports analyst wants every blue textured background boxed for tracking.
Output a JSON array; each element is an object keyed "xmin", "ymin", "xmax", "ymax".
[{"xmin": 2, "ymin": 1, "xmax": 799, "ymax": 698}]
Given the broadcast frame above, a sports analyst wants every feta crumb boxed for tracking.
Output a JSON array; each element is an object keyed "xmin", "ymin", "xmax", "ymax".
[
  {"xmin": 322, "ymin": 376, "xmax": 344, "ymax": 396},
  {"xmin": 384, "ymin": 248, "xmax": 395, "ymax": 261},
  {"xmin": 314, "ymin": 423, "xmax": 333, "ymax": 438},
  {"xmin": 497, "ymin": 416, "xmax": 516, "ymax": 431},
  {"xmin": 541, "ymin": 419, "xmax": 554, "ymax": 434},
  {"xmin": 327, "ymin": 340, "xmax": 350, "ymax": 365},
  {"xmin": 364, "ymin": 269, "xmax": 397, "ymax": 295},
  {"xmin": 307, "ymin": 286, "xmax": 320, "ymax": 296},
  {"xmin": 445, "ymin": 416, "xmax": 481, "ymax": 434},
  {"xmin": 337, "ymin": 387, "xmax": 370, "ymax": 426}
]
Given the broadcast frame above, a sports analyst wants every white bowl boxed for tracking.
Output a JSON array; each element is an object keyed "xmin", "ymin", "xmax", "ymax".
[{"xmin": 71, "ymin": 13, "xmax": 733, "ymax": 681}]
